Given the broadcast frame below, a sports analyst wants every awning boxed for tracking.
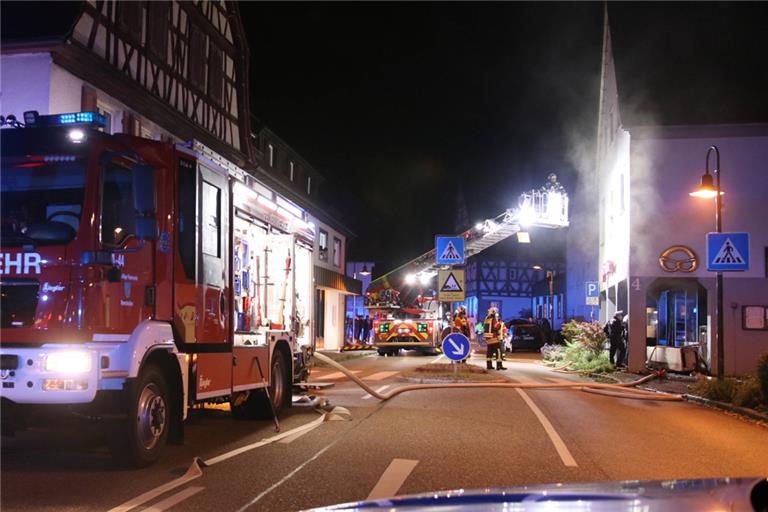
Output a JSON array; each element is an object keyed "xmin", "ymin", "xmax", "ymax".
[{"xmin": 315, "ymin": 266, "xmax": 362, "ymax": 295}]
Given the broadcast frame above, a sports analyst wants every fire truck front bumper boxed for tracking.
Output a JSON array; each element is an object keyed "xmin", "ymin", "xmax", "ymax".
[{"xmin": 0, "ymin": 346, "xmax": 102, "ymax": 405}]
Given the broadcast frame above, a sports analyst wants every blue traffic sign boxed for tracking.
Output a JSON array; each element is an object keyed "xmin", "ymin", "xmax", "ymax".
[
  {"xmin": 442, "ymin": 332, "xmax": 471, "ymax": 361},
  {"xmin": 585, "ymin": 281, "xmax": 599, "ymax": 305},
  {"xmin": 707, "ymin": 232, "xmax": 749, "ymax": 271},
  {"xmin": 436, "ymin": 236, "xmax": 465, "ymax": 265}
]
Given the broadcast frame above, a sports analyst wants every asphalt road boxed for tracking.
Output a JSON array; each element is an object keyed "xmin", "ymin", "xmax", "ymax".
[{"xmin": 2, "ymin": 350, "xmax": 767, "ymax": 511}]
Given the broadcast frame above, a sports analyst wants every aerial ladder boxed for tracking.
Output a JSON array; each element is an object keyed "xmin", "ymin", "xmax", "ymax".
[{"xmin": 366, "ymin": 173, "xmax": 570, "ymax": 302}]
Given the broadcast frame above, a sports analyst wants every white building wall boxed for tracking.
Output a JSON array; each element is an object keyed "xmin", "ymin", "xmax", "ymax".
[
  {"xmin": 0, "ymin": 53, "xmax": 52, "ymax": 118},
  {"xmin": 626, "ymin": 127, "xmax": 768, "ymax": 375},
  {"xmin": 598, "ymin": 127, "xmax": 631, "ymax": 319}
]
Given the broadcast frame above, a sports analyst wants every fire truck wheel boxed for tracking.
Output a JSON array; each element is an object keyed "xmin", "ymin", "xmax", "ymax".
[
  {"xmin": 231, "ymin": 351, "xmax": 289, "ymax": 420},
  {"xmin": 109, "ymin": 365, "xmax": 169, "ymax": 468}
]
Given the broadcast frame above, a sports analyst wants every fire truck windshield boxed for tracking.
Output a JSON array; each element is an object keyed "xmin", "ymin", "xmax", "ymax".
[{"xmin": 1, "ymin": 158, "xmax": 86, "ymax": 246}]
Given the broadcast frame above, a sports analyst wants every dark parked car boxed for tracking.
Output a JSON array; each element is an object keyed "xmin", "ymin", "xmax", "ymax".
[{"xmin": 505, "ymin": 319, "xmax": 545, "ymax": 352}]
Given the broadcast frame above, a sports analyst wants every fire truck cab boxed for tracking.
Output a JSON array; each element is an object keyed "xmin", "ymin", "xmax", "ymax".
[{"xmin": 0, "ymin": 111, "xmax": 315, "ymax": 466}]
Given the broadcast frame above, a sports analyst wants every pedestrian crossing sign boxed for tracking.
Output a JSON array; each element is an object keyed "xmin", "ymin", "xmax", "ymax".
[
  {"xmin": 438, "ymin": 269, "xmax": 465, "ymax": 301},
  {"xmin": 707, "ymin": 232, "xmax": 749, "ymax": 271},
  {"xmin": 435, "ymin": 236, "xmax": 465, "ymax": 265}
]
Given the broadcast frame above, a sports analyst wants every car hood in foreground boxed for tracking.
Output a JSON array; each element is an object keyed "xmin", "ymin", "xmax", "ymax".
[{"xmin": 307, "ymin": 477, "xmax": 767, "ymax": 511}]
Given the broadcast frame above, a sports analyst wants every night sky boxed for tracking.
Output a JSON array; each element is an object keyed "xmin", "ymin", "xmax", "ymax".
[
  {"xmin": 241, "ymin": 2, "xmax": 768, "ymax": 274},
  {"xmin": 6, "ymin": 2, "xmax": 765, "ymax": 275}
]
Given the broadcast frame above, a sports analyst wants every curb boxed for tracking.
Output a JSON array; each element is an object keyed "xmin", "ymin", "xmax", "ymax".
[
  {"xmin": 398, "ymin": 376, "xmax": 508, "ymax": 384},
  {"xmin": 339, "ymin": 344, "xmax": 376, "ymax": 352},
  {"xmin": 681, "ymin": 394, "xmax": 768, "ymax": 423}
]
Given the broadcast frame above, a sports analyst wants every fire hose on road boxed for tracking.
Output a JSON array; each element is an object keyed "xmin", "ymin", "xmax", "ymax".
[{"xmin": 312, "ymin": 352, "xmax": 683, "ymax": 402}]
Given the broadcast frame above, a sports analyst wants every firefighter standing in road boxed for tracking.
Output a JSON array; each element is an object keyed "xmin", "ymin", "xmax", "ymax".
[
  {"xmin": 453, "ymin": 306, "xmax": 470, "ymax": 364},
  {"xmin": 483, "ymin": 307, "xmax": 507, "ymax": 371}
]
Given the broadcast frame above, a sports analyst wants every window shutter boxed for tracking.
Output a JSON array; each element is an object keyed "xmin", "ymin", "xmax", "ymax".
[{"xmin": 81, "ymin": 85, "xmax": 98, "ymax": 112}]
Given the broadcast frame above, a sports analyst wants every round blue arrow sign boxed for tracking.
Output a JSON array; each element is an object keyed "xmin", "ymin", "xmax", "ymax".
[{"xmin": 442, "ymin": 332, "xmax": 471, "ymax": 361}]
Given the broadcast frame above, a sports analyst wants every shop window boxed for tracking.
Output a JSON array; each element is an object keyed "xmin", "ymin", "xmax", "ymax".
[{"xmin": 333, "ymin": 237, "xmax": 341, "ymax": 267}]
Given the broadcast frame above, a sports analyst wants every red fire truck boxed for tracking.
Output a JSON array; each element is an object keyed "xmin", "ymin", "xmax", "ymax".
[
  {"xmin": 0, "ymin": 111, "xmax": 315, "ymax": 466},
  {"xmin": 366, "ymin": 290, "xmax": 444, "ymax": 356}
]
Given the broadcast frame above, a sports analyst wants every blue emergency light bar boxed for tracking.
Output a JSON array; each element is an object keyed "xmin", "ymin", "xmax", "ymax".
[{"xmin": 23, "ymin": 110, "xmax": 107, "ymax": 129}]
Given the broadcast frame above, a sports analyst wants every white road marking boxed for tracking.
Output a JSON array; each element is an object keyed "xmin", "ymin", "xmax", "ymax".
[
  {"xmin": 111, "ymin": 411, "xmax": 337, "ymax": 512},
  {"xmin": 278, "ymin": 421, "xmax": 323, "ymax": 444},
  {"xmin": 362, "ymin": 384, "xmax": 391, "ymax": 400},
  {"xmin": 516, "ymin": 388, "xmax": 578, "ymax": 467},
  {"xmin": 430, "ymin": 354, "xmax": 445, "ymax": 364},
  {"xmin": 365, "ymin": 371, "xmax": 398, "ymax": 381},
  {"xmin": 107, "ymin": 459, "xmax": 204, "ymax": 512},
  {"xmin": 143, "ymin": 486, "xmax": 204, "ymax": 512},
  {"xmin": 205, "ymin": 413, "xmax": 327, "ymax": 466},
  {"xmin": 366, "ymin": 458, "xmax": 420, "ymax": 500},
  {"xmin": 316, "ymin": 370, "xmax": 363, "ymax": 380},
  {"xmin": 235, "ymin": 440, "xmax": 340, "ymax": 512}
]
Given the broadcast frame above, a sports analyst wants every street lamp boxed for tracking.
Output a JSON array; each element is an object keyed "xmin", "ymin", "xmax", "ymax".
[{"xmin": 689, "ymin": 145, "xmax": 725, "ymax": 379}]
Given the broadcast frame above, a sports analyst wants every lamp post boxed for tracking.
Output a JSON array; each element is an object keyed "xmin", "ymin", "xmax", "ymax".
[{"xmin": 689, "ymin": 145, "xmax": 724, "ymax": 378}]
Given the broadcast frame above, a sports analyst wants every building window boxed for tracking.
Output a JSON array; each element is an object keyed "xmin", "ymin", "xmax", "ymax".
[
  {"xmin": 318, "ymin": 229, "xmax": 328, "ymax": 261},
  {"xmin": 268, "ymin": 144, "xmax": 274, "ymax": 167},
  {"xmin": 307, "ymin": 176, "xmax": 312, "ymax": 195},
  {"xmin": 188, "ymin": 25, "xmax": 207, "ymax": 91},
  {"xmin": 96, "ymin": 102, "xmax": 113, "ymax": 134},
  {"xmin": 208, "ymin": 45, "xmax": 223, "ymax": 106},
  {"xmin": 289, "ymin": 161, "xmax": 294, "ymax": 181},
  {"xmin": 118, "ymin": 2, "xmax": 143, "ymax": 36},
  {"xmin": 558, "ymin": 294, "xmax": 564, "ymax": 319},
  {"xmin": 147, "ymin": 2, "xmax": 169, "ymax": 59},
  {"xmin": 333, "ymin": 237, "xmax": 342, "ymax": 267}
]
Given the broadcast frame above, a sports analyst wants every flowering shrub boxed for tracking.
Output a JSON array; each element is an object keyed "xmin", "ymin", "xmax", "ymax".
[
  {"xmin": 550, "ymin": 320, "xmax": 612, "ymax": 373},
  {"xmin": 561, "ymin": 320, "xmax": 606, "ymax": 353}
]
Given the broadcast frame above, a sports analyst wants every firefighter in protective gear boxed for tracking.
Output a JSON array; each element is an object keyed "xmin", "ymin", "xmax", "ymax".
[
  {"xmin": 453, "ymin": 306, "xmax": 471, "ymax": 364},
  {"xmin": 483, "ymin": 307, "xmax": 507, "ymax": 371}
]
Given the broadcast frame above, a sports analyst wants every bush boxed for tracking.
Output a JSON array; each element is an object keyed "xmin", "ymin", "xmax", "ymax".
[
  {"xmin": 561, "ymin": 320, "xmax": 606, "ymax": 353},
  {"xmin": 541, "ymin": 343, "xmax": 565, "ymax": 362},
  {"xmin": 692, "ymin": 376, "xmax": 737, "ymax": 403},
  {"xmin": 733, "ymin": 377, "xmax": 763, "ymax": 409},
  {"xmin": 756, "ymin": 352, "xmax": 768, "ymax": 402}
]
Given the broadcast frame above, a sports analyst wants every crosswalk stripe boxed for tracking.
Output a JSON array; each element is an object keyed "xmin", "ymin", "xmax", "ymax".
[
  {"xmin": 366, "ymin": 459, "xmax": 419, "ymax": 500},
  {"xmin": 362, "ymin": 385, "xmax": 390, "ymax": 400},
  {"xmin": 315, "ymin": 370, "xmax": 363, "ymax": 380},
  {"xmin": 364, "ymin": 371, "xmax": 398, "ymax": 381}
]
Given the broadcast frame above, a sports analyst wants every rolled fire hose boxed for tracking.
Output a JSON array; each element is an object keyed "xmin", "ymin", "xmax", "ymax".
[{"xmin": 312, "ymin": 352, "xmax": 683, "ymax": 402}]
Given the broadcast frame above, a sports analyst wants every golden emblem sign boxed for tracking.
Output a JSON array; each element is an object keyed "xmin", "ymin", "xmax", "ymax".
[{"xmin": 659, "ymin": 246, "xmax": 698, "ymax": 273}]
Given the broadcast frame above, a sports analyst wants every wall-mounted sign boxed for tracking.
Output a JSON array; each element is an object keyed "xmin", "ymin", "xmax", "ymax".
[
  {"xmin": 659, "ymin": 245, "xmax": 698, "ymax": 273},
  {"xmin": 743, "ymin": 305, "xmax": 768, "ymax": 330}
]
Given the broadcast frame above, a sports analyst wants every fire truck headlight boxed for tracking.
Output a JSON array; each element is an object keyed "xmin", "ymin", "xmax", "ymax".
[
  {"xmin": 44, "ymin": 351, "xmax": 92, "ymax": 374},
  {"xmin": 68, "ymin": 129, "xmax": 86, "ymax": 143}
]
